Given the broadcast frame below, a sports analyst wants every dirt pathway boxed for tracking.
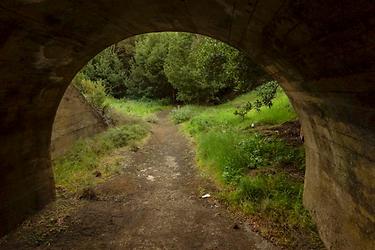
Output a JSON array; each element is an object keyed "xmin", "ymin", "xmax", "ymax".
[{"xmin": 1, "ymin": 111, "xmax": 277, "ymax": 250}]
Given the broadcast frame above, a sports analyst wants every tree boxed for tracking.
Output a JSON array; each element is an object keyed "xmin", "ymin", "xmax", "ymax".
[
  {"xmin": 127, "ymin": 33, "xmax": 175, "ymax": 100},
  {"xmin": 79, "ymin": 32, "xmax": 271, "ymax": 104},
  {"xmin": 234, "ymin": 81, "xmax": 279, "ymax": 120},
  {"xmin": 165, "ymin": 34, "xmax": 268, "ymax": 104},
  {"xmin": 81, "ymin": 46, "xmax": 127, "ymax": 98},
  {"xmin": 164, "ymin": 33, "xmax": 196, "ymax": 102}
]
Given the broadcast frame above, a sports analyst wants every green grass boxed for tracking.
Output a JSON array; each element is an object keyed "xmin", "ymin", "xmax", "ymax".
[
  {"xmin": 170, "ymin": 105, "xmax": 204, "ymax": 124},
  {"xmin": 230, "ymin": 174, "xmax": 310, "ymax": 227},
  {"xmin": 196, "ymin": 130, "xmax": 313, "ymax": 238},
  {"xmin": 197, "ymin": 131, "xmax": 305, "ymax": 183},
  {"xmin": 172, "ymin": 89, "xmax": 322, "ymax": 248},
  {"xmin": 53, "ymin": 123, "xmax": 149, "ymax": 193},
  {"xmin": 53, "ymin": 96, "xmax": 168, "ymax": 194},
  {"xmin": 171, "ymin": 89, "xmax": 296, "ymax": 133},
  {"xmin": 105, "ymin": 97, "xmax": 169, "ymax": 120}
]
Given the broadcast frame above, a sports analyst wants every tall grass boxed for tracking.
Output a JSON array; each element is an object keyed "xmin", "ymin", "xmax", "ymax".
[
  {"xmin": 53, "ymin": 124, "xmax": 148, "ymax": 193},
  {"xmin": 171, "ymin": 89, "xmax": 296, "ymax": 133},
  {"xmin": 53, "ymin": 89, "xmax": 167, "ymax": 194},
  {"xmin": 172, "ymin": 89, "xmax": 322, "ymax": 248},
  {"xmin": 196, "ymin": 130, "xmax": 312, "ymax": 235},
  {"xmin": 105, "ymin": 97, "xmax": 169, "ymax": 120},
  {"xmin": 170, "ymin": 105, "xmax": 203, "ymax": 124},
  {"xmin": 198, "ymin": 131, "xmax": 305, "ymax": 183}
]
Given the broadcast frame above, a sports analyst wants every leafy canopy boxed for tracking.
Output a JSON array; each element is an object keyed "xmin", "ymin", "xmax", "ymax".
[{"xmin": 79, "ymin": 32, "xmax": 270, "ymax": 104}]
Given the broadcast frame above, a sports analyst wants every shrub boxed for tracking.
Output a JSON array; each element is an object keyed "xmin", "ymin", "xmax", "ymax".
[
  {"xmin": 80, "ymin": 45, "xmax": 128, "ymax": 98},
  {"xmin": 103, "ymin": 124, "xmax": 148, "ymax": 148},
  {"xmin": 255, "ymin": 80, "xmax": 279, "ymax": 108},
  {"xmin": 73, "ymin": 74, "xmax": 107, "ymax": 111},
  {"xmin": 170, "ymin": 106, "xmax": 196, "ymax": 124}
]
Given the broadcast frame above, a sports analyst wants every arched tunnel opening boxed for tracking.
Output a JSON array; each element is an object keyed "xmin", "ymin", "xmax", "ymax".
[
  {"xmin": 0, "ymin": 1, "xmax": 374, "ymax": 249},
  {"xmin": 3, "ymin": 30, "xmax": 312, "ymax": 248}
]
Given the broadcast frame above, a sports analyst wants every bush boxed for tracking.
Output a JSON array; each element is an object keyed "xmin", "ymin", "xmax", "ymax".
[
  {"xmin": 73, "ymin": 74, "xmax": 107, "ymax": 111},
  {"xmin": 103, "ymin": 125, "xmax": 148, "ymax": 148},
  {"xmin": 170, "ymin": 106, "xmax": 196, "ymax": 124},
  {"xmin": 80, "ymin": 46, "xmax": 128, "ymax": 98}
]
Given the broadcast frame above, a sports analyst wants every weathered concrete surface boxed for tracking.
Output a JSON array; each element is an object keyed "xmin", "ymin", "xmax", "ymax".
[
  {"xmin": 51, "ymin": 85, "xmax": 106, "ymax": 159},
  {"xmin": 0, "ymin": 0, "xmax": 374, "ymax": 249}
]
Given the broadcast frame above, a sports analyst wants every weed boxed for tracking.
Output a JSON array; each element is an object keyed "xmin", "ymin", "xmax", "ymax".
[
  {"xmin": 177, "ymin": 89, "xmax": 321, "ymax": 248},
  {"xmin": 73, "ymin": 73, "xmax": 107, "ymax": 111},
  {"xmin": 197, "ymin": 130, "xmax": 304, "ymax": 183},
  {"xmin": 105, "ymin": 97, "xmax": 168, "ymax": 119},
  {"xmin": 53, "ymin": 123, "xmax": 148, "ymax": 193},
  {"xmin": 170, "ymin": 105, "xmax": 200, "ymax": 124}
]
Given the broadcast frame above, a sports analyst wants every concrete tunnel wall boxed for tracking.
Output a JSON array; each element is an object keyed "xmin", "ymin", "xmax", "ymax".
[
  {"xmin": 51, "ymin": 85, "xmax": 107, "ymax": 160},
  {"xmin": 0, "ymin": 1, "xmax": 374, "ymax": 249}
]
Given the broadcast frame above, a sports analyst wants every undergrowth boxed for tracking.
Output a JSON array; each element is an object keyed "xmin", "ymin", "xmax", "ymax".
[
  {"xmin": 198, "ymin": 131, "xmax": 305, "ymax": 184},
  {"xmin": 172, "ymin": 89, "xmax": 323, "ymax": 248},
  {"xmin": 106, "ymin": 97, "xmax": 169, "ymax": 120},
  {"xmin": 53, "ymin": 92, "xmax": 168, "ymax": 194},
  {"xmin": 53, "ymin": 123, "xmax": 148, "ymax": 194},
  {"xmin": 28, "ymin": 98, "xmax": 161, "ymax": 246}
]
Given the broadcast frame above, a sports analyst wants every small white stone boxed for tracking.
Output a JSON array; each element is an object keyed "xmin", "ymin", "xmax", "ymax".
[
  {"xmin": 146, "ymin": 175, "xmax": 155, "ymax": 181},
  {"xmin": 201, "ymin": 193, "xmax": 211, "ymax": 199}
]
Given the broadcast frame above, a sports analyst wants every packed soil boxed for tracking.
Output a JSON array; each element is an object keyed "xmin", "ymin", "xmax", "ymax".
[{"xmin": 0, "ymin": 111, "xmax": 278, "ymax": 250}]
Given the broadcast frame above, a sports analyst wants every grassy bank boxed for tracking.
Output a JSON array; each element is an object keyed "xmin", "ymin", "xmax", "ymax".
[
  {"xmin": 53, "ymin": 124, "xmax": 148, "ymax": 194},
  {"xmin": 171, "ymin": 90, "xmax": 323, "ymax": 248},
  {"xmin": 53, "ymin": 98, "xmax": 168, "ymax": 195}
]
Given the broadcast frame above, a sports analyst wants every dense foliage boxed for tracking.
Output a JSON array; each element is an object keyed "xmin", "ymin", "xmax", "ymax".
[
  {"xmin": 164, "ymin": 33, "xmax": 265, "ymax": 103},
  {"xmin": 72, "ymin": 73, "xmax": 108, "ymax": 112},
  {"xmin": 81, "ymin": 46, "xmax": 127, "ymax": 98},
  {"xmin": 79, "ymin": 32, "xmax": 270, "ymax": 104},
  {"xmin": 127, "ymin": 34, "xmax": 175, "ymax": 99}
]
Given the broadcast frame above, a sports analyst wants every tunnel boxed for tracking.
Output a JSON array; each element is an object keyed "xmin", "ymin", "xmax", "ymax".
[{"xmin": 0, "ymin": 0, "xmax": 374, "ymax": 249}]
